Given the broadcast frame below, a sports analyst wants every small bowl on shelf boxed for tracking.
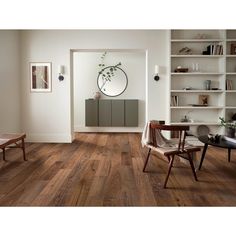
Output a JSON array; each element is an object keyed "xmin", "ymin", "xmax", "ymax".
[{"xmin": 174, "ymin": 68, "xmax": 189, "ymax": 73}]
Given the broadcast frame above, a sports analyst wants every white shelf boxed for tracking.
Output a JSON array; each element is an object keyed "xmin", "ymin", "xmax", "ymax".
[
  {"xmin": 171, "ymin": 90, "xmax": 223, "ymax": 93},
  {"xmin": 171, "ymin": 55, "xmax": 223, "ymax": 58},
  {"xmin": 171, "ymin": 39, "xmax": 224, "ymax": 43},
  {"xmin": 170, "ymin": 106, "xmax": 224, "ymax": 109},
  {"xmin": 171, "ymin": 72, "xmax": 223, "ymax": 75},
  {"xmin": 171, "ymin": 122, "xmax": 220, "ymax": 126},
  {"xmin": 170, "ymin": 30, "xmax": 235, "ymax": 135}
]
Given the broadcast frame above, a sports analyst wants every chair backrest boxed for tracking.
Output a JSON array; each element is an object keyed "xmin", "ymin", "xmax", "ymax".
[{"xmin": 150, "ymin": 123, "xmax": 190, "ymax": 151}]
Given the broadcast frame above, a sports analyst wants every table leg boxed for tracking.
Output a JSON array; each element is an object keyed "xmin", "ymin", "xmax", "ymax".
[
  {"xmin": 228, "ymin": 148, "xmax": 231, "ymax": 162},
  {"xmin": 198, "ymin": 143, "xmax": 208, "ymax": 170}
]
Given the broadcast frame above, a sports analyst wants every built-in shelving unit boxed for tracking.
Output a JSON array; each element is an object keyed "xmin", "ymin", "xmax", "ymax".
[
  {"xmin": 225, "ymin": 30, "xmax": 236, "ymax": 128},
  {"xmin": 169, "ymin": 30, "xmax": 236, "ymax": 136}
]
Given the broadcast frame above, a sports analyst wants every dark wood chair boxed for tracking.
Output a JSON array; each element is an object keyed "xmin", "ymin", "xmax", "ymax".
[
  {"xmin": 0, "ymin": 133, "xmax": 27, "ymax": 161},
  {"xmin": 143, "ymin": 123, "xmax": 200, "ymax": 188}
]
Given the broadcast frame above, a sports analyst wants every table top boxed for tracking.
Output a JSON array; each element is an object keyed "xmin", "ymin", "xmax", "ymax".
[{"xmin": 198, "ymin": 135, "xmax": 236, "ymax": 149}]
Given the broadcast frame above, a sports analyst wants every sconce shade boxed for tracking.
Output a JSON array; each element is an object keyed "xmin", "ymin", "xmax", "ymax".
[
  {"xmin": 155, "ymin": 65, "xmax": 160, "ymax": 74},
  {"xmin": 58, "ymin": 65, "xmax": 64, "ymax": 74}
]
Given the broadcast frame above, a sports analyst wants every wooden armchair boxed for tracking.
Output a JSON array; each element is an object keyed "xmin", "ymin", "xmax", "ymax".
[{"xmin": 143, "ymin": 123, "xmax": 201, "ymax": 188}]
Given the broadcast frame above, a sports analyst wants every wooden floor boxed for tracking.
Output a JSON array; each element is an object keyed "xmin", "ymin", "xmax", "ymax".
[{"xmin": 0, "ymin": 133, "xmax": 236, "ymax": 206}]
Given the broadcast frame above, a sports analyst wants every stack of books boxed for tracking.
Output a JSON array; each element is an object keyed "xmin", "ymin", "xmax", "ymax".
[
  {"xmin": 204, "ymin": 44, "xmax": 223, "ymax": 55},
  {"xmin": 226, "ymin": 79, "xmax": 233, "ymax": 90}
]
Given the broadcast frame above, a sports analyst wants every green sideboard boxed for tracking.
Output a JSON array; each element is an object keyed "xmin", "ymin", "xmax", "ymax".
[{"xmin": 85, "ymin": 99, "xmax": 138, "ymax": 127}]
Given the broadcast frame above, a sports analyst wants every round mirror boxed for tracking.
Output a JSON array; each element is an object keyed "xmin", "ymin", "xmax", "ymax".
[{"xmin": 97, "ymin": 66, "xmax": 128, "ymax": 97}]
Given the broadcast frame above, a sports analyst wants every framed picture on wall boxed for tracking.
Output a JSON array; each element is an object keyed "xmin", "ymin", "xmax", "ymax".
[
  {"xmin": 199, "ymin": 95, "xmax": 209, "ymax": 106},
  {"xmin": 231, "ymin": 43, "xmax": 236, "ymax": 55},
  {"xmin": 30, "ymin": 62, "xmax": 52, "ymax": 92}
]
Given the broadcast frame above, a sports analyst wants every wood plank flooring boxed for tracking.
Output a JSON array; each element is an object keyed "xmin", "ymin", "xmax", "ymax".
[{"xmin": 0, "ymin": 133, "xmax": 236, "ymax": 206}]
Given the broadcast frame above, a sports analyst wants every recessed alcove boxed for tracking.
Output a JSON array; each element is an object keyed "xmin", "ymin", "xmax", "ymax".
[{"xmin": 72, "ymin": 50, "xmax": 147, "ymax": 132}]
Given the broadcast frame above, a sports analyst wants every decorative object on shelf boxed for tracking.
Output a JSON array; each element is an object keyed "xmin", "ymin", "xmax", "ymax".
[
  {"xmin": 219, "ymin": 117, "xmax": 236, "ymax": 138},
  {"xmin": 93, "ymin": 91, "xmax": 101, "ymax": 100},
  {"xmin": 58, "ymin": 65, "xmax": 65, "ymax": 81},
  {"xmin": 174, "ymin": 66, "xmax": 188, "ymax": 73},
  {"xmin": 192, "ymin": 63, "xmax": 199, "ymax": 72},
  {"xmin": 197, "ymin": 125, "xmax": 210, "ymax": 136},
  {"xmin": 180, "ymin": 111, "xmax": 192, "ymax": 122},
  {"xmin": 183, "ymin": 87, "xmax": 193, "ymax": 90},
  {"xmin": 178, "ymin": 47, "xmax": 193, "ymax": 55},
  {"xmin": 30, "ymin": 62, "xmax": 51, "ymax": 92},
  {"xmin": 97, "ymin": 52, "xmax": 128, "ymax": 97},
  {"xmin": 230, "ymin": 43, "xmax": 236, "ymax": 55},
  {"xmin": 199, "ymin": 95, "xmax": 209, "ymax": 105},
  {"xmin": 195, "ymin": 33, "xmax": 208, "ymax": 39},
  {"xmin": 154, "ymin": 65, "xmax": 160, "ymax": 81},
  {"xmin": 204, "ymin": 80, "xmax": 211, "ymax": 90},
  {"xmin": 181, "ymin": 115, "xmax": 189, "ymax": 122},
  {"xmin": 171, "ymin": 95, "xmax": 178, "ymax": 106}
]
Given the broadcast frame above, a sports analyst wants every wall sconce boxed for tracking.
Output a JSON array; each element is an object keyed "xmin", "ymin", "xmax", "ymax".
[
  {"xmin": 154, "ymin": 65, "xmax": 160, "ymax": 81},
  {"xmin": 58, "ymin": 65, "xmax": 65, "ymax": 81}
]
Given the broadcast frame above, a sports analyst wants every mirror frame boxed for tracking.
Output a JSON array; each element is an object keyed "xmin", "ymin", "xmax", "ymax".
[{"xmin": 97, "ymin": 66, "xmax": 128, "ymax": 97}]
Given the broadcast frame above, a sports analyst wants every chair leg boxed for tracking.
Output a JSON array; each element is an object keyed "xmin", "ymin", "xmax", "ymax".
[
  {"xmin": 2, "ymin": 148, "xmax": 6, "ymax": 161},
  {"xmin": 187, "ymin": 152, "xmax": 198, "ymax": 181},
  {"xmin": 22, "ymin": 138, "xmax": 27, "ymax": 161},
  {"xmin": 164, "ymin": 155, "xmax": 174, "ymax": 188},
  {"xmin": 143, "ymin": 148, "xmax": 151, "ymax": 172}
]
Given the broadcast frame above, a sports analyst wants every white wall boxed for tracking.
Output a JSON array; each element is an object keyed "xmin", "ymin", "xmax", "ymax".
[
  {"xmin": 73, "ymin": 51, "xmax": 146, "ymax": 132},
  {"xmin": 0, "ymin": 30, "xmax": 21, "ymax": 133},
  {"xmin": 20, "ymin": 30, "xmax": 169, "ymax": 142}
]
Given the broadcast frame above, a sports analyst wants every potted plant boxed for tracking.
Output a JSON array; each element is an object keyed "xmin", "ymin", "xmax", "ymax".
[{"xmin": 219, "ymin": 117, "xmax": 236, "ymax": 138}]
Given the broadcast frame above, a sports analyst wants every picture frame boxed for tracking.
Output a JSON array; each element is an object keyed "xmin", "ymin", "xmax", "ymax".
[
  {"xmin": 230, "ymin": 43, "xmax": 236, "ymax": 55},
  {"xmin": 199, "ymin": 95, "xmax": 209, "ymax": 106},
  {"xmin": 30, "ymin": 62, "xmax": 52, "ymax": 92}
]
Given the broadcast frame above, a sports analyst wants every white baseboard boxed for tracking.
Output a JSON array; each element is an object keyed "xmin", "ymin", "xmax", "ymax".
[
  {"xmin": 25, "ymin": 129, "xmax": 143, "ymax": 143},
  {"xmin": 74, "ymin": 126, "xmax": 143, "ymax": 133},
  {"xmin": 26, "ymin": 133, "xmax": 72, "ymax": 143}
]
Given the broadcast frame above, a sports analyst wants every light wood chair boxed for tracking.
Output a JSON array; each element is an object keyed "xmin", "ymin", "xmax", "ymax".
[
  {"xmin": 0, "ymin": 133, "xmax": 27, "ymax": 161},
  {"xmin": 143, "ymin": 123, "xmax": 200, "ymax": 188}
]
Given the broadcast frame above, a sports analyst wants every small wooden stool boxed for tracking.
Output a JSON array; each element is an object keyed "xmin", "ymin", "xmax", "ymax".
[{"xmin": 0, "ymin": 133, "xmax": 27, "ymax": 161}]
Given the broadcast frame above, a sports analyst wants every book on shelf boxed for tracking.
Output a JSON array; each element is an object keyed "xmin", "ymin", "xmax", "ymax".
[
  {"xmin": 206, "ymin": 44, "xmax": 223, "ymax": 55},
  {"xmin": 171, "ymin": 95, "xmax": 179, "ymax": 106},
  {"xmin": 226, "ymin": 79, "xmax": 233, "ymax": 90}
]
